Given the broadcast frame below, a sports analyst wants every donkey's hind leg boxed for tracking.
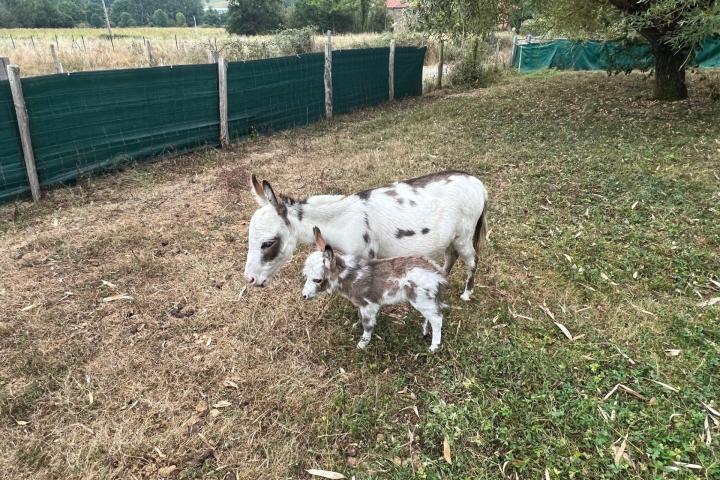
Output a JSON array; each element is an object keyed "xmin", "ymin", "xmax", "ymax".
[
  {"xmin": 453, "ymin": 238, "xmax": 477, "ymax": 301},
  {"xmin": 442, "ymin": 244, "xmax": 458, "ymax": 275}
]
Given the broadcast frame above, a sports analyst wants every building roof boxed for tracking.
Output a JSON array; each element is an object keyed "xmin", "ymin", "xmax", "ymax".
[{"xmin": 386, "ymin": 0, "xmax": 409, "ymax": 9}]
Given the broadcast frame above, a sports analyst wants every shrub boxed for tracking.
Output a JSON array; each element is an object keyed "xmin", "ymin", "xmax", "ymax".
[
  {"xmin": 448, "ymin": 38, "xmax": 505, "ymax": 88},
  {"xmin": 274, "ymin": 27, "xmax": 315, "ymax": 55}
]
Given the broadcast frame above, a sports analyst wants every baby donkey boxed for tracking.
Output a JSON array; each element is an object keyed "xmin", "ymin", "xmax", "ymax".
[{"xmin": 302, "ymin": 227, "xmax": 447, "ymax": 351}]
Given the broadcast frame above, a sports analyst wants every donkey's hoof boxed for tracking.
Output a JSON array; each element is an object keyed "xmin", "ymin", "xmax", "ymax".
[
  {"xmin": 357, "ymin": 339, "xmax": 370, "ymax": 349},
  {"xmin": 429, "ymin": 344, "xmax": 440, "ymax": 353},
  {"xmin": 460, "ymin": 291, "xmax": 472, "ymax": 302}
]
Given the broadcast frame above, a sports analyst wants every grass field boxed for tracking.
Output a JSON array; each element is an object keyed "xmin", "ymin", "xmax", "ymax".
[
  {"xmin": 0, "ymin": 28, "xmax": 396, "ymax": 77},
  {"xmin": 1, "ymin": 72, "xmax": 719, "ymax": 479}
]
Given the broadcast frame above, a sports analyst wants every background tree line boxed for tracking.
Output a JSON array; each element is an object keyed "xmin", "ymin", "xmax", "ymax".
[
  {"xmin": 0, "ymin": 0, "xmax": 225, "ymax": 28},
  {"xmin": 226, "ymin": 0, "xmax": 389, "ymax": 35}
]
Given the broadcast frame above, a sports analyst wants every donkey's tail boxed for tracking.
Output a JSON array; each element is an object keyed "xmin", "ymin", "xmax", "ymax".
[{"xmin": 473, "ymin": 200, "xmax": 488, "ymax": 253}]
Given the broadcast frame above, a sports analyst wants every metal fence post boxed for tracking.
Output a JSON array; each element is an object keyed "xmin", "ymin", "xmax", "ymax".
[{"xmin": 7, "ymin": 65, "xmax": 41, "ymax": 202}]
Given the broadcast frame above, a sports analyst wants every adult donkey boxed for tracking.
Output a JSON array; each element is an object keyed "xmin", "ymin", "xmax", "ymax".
[{"xmin": 244, "ymin": 171, "xmax": 488, "ymax": 300}]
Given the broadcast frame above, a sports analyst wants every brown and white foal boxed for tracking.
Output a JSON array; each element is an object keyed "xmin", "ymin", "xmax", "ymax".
[{"xmin": 302, "ymin": 227, "xmax": 447, "ymax": 352}]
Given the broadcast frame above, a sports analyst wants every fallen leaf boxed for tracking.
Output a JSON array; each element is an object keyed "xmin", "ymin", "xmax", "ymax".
[
  {"xmin": 702, "ymin": 402, "xmax": 720, "ymax": 418},
  {"xmin": 443, "ymin": 437, "xmax": 452, "ymax": 464},
  {"xmin": 16, "ymin": 420, "xmax": 29, "ymax": 426},
  {"xmin": 101, "ymin": 280, "xmax": 117, "ymax": 289},
  {"xmin": 213, "ymin": 400, "xmax": 231, "ymax": 408},
  {"xmin": 697, "ymin": 297, "xmax": 720, "ymax": 307},
  {"xmin": 604, "ymin": 383, "xmax": 646, "ymax": 401},
  {"xmin": 672, "ymin": 461, "xmax": 702, "ymax": 470},
  {"xmin": 554, "ymin": 322, "xmax": 573, "ymax": 340},
  {"xmin": 306, "ymin": 469, "xmax": 346, "ymax": 479},
  {"xmin": 209, "ymin": 409, "xmax": 221, "ymax": 418},
  {"xmin": 20, "ymin": 304, "xmax": 38, "ymax": 312},
  {"xmin": 195, "ymin": 400, "xmax": 208, "ymax": 413},
  {"xmin": 649, "ymin": 379, "xmax": 679, "ymax": 392},
  {"xmin": 158, "ymin": 465, "xmax": 177, "ymax": 476},
  {"xmin": 664, "ymin": 349, "xmax": 681, "ymax": 357},
  {"xmin": 102, "ymin": 294, "xmax": 133, "ymax": 303},
  {"xmin": 613, "ymin": 435, "xmax": 628, "ymax": 465},
  {"xmin": 223, "ymin": 379, "xmax": 239, "ymax": 389}
]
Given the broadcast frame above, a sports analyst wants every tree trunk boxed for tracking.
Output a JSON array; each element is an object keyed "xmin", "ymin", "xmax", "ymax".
[{"xmin": 651, "ymin": 41, "xmax": 688, "ymax": 101}]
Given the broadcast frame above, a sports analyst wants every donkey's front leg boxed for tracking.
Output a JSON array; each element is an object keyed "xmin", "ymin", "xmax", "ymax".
[{"xmin": 357, "ymin": 304, "xmax": 379, "ymax": 349}]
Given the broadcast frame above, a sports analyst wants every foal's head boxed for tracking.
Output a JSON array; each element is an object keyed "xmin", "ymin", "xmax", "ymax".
[{"xmin": 302, "ymin": 227, "xmax": 337, "ymax": 300}]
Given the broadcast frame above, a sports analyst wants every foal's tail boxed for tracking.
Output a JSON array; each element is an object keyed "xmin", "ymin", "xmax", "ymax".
[{"xmin": 473, "ymin": 200, "xmax": 489, "ymax": 254}]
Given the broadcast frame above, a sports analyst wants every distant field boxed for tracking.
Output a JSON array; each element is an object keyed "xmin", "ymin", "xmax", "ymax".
[
  {"xmin": 0, "ymin": 28, "xmax": 396, "ymax": 77},
  {"xmin": 206, "ymin": 0, "xmax": 228, "ymax": 8}
]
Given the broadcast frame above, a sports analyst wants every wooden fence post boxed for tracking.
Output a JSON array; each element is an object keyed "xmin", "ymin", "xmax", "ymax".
[
  {"xmin": 0, "ymin": 57, "xmax": 9, "ymax": 81},
  {"xmin": 50, "ymin": 44, "xmax": 64, "ymax": 74},
  {"xmin": 218, "ymin": 58, "xmax": 229, "ymax": 148},
  {"xmin": 389, "ymin": 39, "xmax": 395, "ymax": 101},
  {"xmin": 7, "ymin": 65, "xmax": 41, "ymax": 202},
  {"xmin": 324, "ymin": 30, "xmax": 333, "ymax": 119},
  {"xmin": 437, "ymin": 39, "xmax": 444, "ymax": 88},
  {"xmin": 145, "ymin": 40, "xmax": 155, "ymax": 67},
  {"xmin": 207, "ymin": 50, "xmax": 216, "ymax": 64}
]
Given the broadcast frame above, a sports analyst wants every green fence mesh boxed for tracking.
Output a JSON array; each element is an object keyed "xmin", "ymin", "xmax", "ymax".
[
  {"xmin": 227, "ymin": 53, "xmax": 325, "ymax": 139},
  {"xmin": 22, "ymin": 64, "xmax": 219, "ymax": 188},
  {"xmin": 0, "ymin": 81, "xmax": 27, "ymax": 202},
  {"xmin": 513, "ymin": 38, "xmax": 720, "ymax": 73},
  {"xmin": 395, "ymin": 47, "xmax": 427, "ymax": 99},
  {"xmin": 333, "ymin": 48, "xmax": 390, "ymax": 115},
  {"xmin": 1, "ymin": 46, "xmax": 426, "ymax": 202}
]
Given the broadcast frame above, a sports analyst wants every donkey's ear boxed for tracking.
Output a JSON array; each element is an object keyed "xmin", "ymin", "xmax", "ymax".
[
  {"xmin": 250, "ymin": 174, "xmax": 267, "ymax": 206},
  {"xmin": 323, "ymin": 245, "xmax": 335, "ymax": 268},
  {"xmin": 263, "ymin": 180, "xmax": 287, "ymax": 219},
  {"xmin": 313, "ymin": 226, "xmax": 326, "ymax": 252}
]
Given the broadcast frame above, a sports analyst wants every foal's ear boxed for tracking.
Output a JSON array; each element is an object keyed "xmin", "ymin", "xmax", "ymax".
[
  {"xmin": 250, "ymin": 174, "xmax": 267, "ymax": 206},
  {"xmin": 323, "ymin": 245, "xmax": 335, "ymax": 267},
  {"xmin": 263, "ymin": 180, "xmax": 288, "ymax": 219},
  {"xmin": 313, "ymin": 226, "xmax": 326, "ymax": 252}
]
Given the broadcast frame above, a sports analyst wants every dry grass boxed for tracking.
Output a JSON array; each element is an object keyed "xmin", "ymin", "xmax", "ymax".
[
  {"xmin": 1, "ymin": 72, "xmax": 719, "ymax": 479},
  {"xmin": 0, "ymin": 28, "xmax": 394, "ymax": 77}
]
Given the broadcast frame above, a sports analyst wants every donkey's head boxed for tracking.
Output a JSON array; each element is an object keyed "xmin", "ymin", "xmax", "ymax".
[
  {"xmin": 301, "ymin": 227, "xmax": 336, "ymax": 300},
  {"xmin": 244, "ymin": 175, "xmax": 297, "ymax": 287}
]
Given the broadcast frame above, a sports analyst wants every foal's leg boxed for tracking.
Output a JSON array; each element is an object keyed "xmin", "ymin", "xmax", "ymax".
[
  {"xmin": 412, "ymin": 295, "xmax": 444, "ymax": 352},
  {"xmin": 357, "ymin": 304, "xmax": 379, "ymax": 349},
  {"xmin": 454, "ymin": 239, "xmax": 477, "ymax": 301}
]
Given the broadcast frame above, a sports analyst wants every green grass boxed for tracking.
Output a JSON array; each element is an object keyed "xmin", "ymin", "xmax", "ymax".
[
  {"xmin": 296, "ymin": 72, "xmax": 720, "ymax": 479},
  {"xmin": 0, "ymin": 71, "xmax": 718, "ymax": 479}
]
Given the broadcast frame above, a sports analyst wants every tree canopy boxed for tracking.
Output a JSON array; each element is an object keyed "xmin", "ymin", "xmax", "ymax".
[
  {"xmin": 226, "ymin": 0, "xmax": 286, "ymax": 35},
  {"xmin": 412, "ymin": 0, "xmax": 720, "ymax": 100}
]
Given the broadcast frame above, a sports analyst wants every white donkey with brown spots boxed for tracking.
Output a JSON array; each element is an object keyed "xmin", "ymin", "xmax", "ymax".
[
  {"xmin": 303, "ymin": 227, "xmax": 447, "ymax": 351},
  {"xmin": 244, "ymin": 170, "xmax": 488, "ymax": 300}
]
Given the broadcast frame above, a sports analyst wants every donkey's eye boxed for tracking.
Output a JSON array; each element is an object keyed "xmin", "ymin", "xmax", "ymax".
[
  {"xmin": 261, "ymin": 240, "xmax": 276, "ymax": 249},
  {"xmin": 313, "ymin": 279, "xmax": 323, "ymax": 284}
]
